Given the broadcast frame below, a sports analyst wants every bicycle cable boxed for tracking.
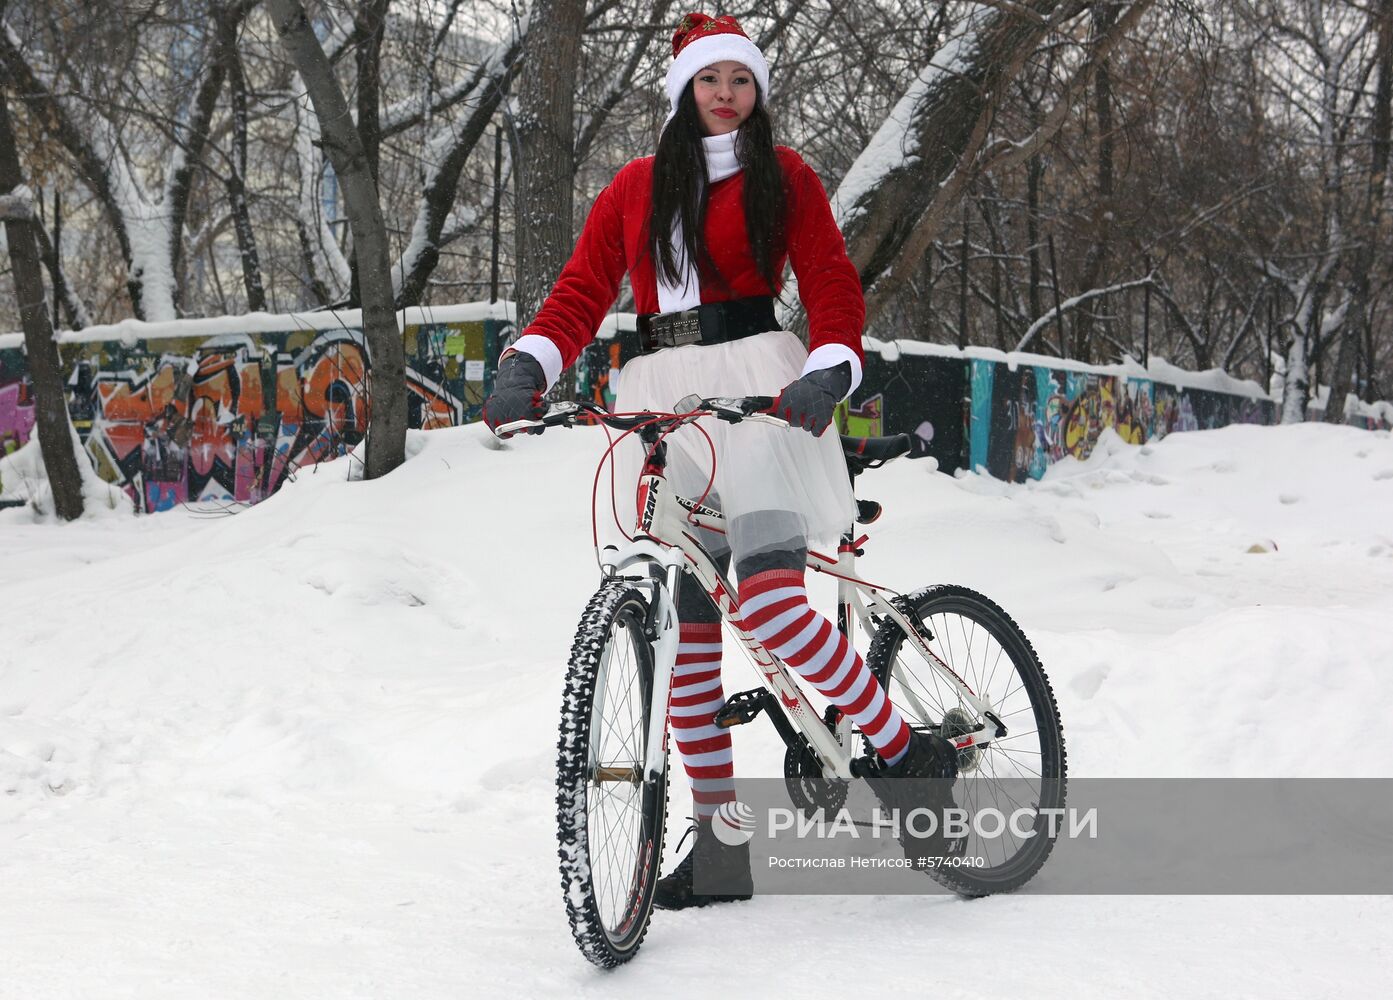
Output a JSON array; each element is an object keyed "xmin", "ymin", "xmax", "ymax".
[{"xmin": 584, "ymin": 407, "xmax": 726, "ymax": 571}]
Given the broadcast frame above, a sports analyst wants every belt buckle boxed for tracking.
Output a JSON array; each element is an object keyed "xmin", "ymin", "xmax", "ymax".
[{"xmin": 659, "ymin": 309, "xmax": 702, "ymax": 348}]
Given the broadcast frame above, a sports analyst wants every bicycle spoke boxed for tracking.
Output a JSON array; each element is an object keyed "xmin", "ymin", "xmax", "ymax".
[{"xmin": 865, "ymin": 591, "xmax": 1064, "ymax": 892}]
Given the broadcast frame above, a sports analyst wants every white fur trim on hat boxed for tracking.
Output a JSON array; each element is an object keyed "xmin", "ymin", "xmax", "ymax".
[{"xmin": 664, "ymin": 34, "xmax": 770, "ymax": 121}]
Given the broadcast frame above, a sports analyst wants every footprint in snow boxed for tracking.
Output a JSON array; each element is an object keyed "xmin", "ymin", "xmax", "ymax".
[
  {"xmin": 1373, "ymin": 468, "xmax": 1393, "ymax": 481},
  {"xmin": 1069, "ymin": 664, "xmax": 1110, "ymax": 700},
  {"xmin": 1278, "ymin": 493, "xmax": 1301, "ymax": 505}
]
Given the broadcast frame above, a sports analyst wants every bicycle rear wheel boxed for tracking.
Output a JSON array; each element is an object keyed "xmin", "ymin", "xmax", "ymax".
[
  {"xmin": 556, "ymin": 580, "xmax": 667, "ymax": 967},
  {"xmin": 866, "ymin": 584, "xmax": 1066, "ymax": 897}
]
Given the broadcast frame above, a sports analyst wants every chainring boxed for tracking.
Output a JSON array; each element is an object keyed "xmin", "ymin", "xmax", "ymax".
[{"xmin": 782, "ymin": 707, "xmax": 850, "ymax": 817}]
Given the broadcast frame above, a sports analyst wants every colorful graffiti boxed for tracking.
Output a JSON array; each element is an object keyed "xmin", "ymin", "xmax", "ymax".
[
  {"xmin": 571, "ymin": 331, "xmax": 968, "ymax": 472},
  {"xmin": 1, "ymin": 373, "xmax": 35, "ymax": 457},
  {"xmin": 4, "ymin": 311, "xmax": 1296, "ymax": 507},
  {"xmin": 2, "ymin": 319, "xmax": 500, "ymax": 511},
  {"xmin": 969, "ymin": 359, "xmax": 1277, "ymax": 481},
  {"xmin": 838, "ymin": 393, "xmax": 885, "ymax": 439}
]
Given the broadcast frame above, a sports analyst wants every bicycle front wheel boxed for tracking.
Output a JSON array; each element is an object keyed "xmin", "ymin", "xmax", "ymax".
[
  {"xmin": 556, "ymin": 580, "xmax": 667, "ymax": 968},
  {"xmin": 866, "ymin": 584, "xmax": 1067, "ymax": 897}
]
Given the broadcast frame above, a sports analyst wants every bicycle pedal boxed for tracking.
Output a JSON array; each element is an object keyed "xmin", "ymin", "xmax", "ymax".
[{"xmin": 714, "ymin": 688, "xmax": 776, "ymax": 728}]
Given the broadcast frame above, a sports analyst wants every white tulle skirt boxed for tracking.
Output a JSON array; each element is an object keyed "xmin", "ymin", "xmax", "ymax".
[{"xmin": 606, "ymin": 330, "xmax": 857, "ymax": 558}]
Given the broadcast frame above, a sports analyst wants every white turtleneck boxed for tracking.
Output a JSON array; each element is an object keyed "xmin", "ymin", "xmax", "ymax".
[{"xmin": 655, "ymin": 129, "xmax": 744, "ymax": 313}]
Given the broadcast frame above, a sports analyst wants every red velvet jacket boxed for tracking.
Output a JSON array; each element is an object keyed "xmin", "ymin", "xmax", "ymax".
[{"xmin": 520, "ymin": 147, "xmax": 865, "ymax": 379}]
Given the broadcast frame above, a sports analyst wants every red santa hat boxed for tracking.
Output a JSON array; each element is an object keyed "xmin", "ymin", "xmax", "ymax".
[{"xmin": 664, "ymin": 12, "xmax": 770, "ymax": 121}]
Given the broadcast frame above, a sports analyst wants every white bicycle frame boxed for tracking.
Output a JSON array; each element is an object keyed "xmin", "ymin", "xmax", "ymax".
[{"xmin": 598, "ymin": 437, "xmax": 1004, "ymax": 787}]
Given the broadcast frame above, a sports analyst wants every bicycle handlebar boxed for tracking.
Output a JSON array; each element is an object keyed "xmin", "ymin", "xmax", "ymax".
[{"xmin": 493, "ymin": 395, "xmax": 784, "ymax": 439}]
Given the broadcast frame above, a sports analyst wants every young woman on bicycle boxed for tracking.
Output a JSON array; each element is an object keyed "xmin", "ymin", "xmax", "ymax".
[{"xmin": 483, "ymin": 11, "xmax": 958, "ymax": 908}]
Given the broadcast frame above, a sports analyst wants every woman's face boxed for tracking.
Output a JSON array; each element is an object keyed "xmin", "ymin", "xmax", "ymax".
[{"xmin": 692, "ymin": 61, "xmax": 757, "ymax": 136}]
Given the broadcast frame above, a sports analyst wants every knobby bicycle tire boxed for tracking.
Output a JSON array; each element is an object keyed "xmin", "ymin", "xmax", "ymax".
[
  {"xmin": 866, "ymin": 584, "xmax": 1067, "ymax": 897},
  {"xmin": 556, "ymin": 580, "xmax": 668, "ymax": 967}
]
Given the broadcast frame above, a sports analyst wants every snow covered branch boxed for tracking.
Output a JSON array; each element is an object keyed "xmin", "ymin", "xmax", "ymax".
[{"xmin": 1014, "ymin": 275, "xmax": 1157, "ymax": 352}]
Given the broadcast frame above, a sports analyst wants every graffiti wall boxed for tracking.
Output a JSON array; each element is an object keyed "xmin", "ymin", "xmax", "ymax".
[
  {"xmin": 0, "ymin": 303, "xmax": 1298, "ymax": 510},
  {"xmin": 0, "ymin": 313, "xmax": 508, "ymax": 511},
  {"xmin": 0, "ymin": 356, "xmax": 36, "ymax": 458},
  {"xmin": 839, "ymin": 349, "xmax": 966, "ymax": 473},
  {"xmin": 571, "ymin": 332, "xmax": 970, "ymax": 472},
  {"xmin": 571, "ymin": 336, "xmax": 1278, "ymax": 481},
  {"xmin": 967, "ymin": 359, "xmax": 1276, "ymax": 482}
]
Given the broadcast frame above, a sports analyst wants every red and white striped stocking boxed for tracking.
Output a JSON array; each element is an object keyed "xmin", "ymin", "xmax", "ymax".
[
  {"xmin": 737, "ymin": 568, "xmax": 911, "ymax": 765},
  {"xmin": 668, "ymin": 621, "xmax": 737, "ymax": 820}
]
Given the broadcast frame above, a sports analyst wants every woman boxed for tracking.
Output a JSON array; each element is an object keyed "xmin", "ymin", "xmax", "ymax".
[{"xmin": 483, "ymin": 12, "xmax": 957, "ymax": 908}]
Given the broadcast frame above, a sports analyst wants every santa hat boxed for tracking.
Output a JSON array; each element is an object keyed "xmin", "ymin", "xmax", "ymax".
[{"xmin": 664, "ymin": 12, "xmax": 770, "ymax": 121}]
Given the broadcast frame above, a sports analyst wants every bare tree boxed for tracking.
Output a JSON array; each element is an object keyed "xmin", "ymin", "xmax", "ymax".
[
  {"xmin": 816, "ymin": 1, "xmax": 1154, "ymax": 332},
  {"xmin": 0, "ymin": 79, "xmax": 82, "ymax": 518},
  {"xmin": 1328, "ymin": 0, "xmax": 1393, "ymax": 418},
  {"xmin": 268, "ymin": 0, "xmax": 406, "ymax": 479},
  {"xmin": 0, "ymin": 0, "xmax": 257, "ymax": 320},
  {"xmin": 513, "ymin": 0, "xmax": 586, "ymax": 332}
]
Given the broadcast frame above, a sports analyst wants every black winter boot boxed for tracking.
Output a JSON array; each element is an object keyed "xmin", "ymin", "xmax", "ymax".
[
  {"xmin": 861, "ymin": 729, "xmax": 968, "ymax": 864},
  {"xmin": 653, "ymin": 819, "xmax": 754, "ymax": 910}
]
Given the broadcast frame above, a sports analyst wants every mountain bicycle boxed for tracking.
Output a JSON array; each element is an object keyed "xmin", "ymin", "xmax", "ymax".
[{"xmin": 495, "ymin": 396, "xmax": 1067, "ymax": 969}]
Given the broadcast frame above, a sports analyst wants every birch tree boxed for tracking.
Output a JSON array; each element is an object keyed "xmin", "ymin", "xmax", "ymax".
[{"xmin": 1243, "ymin": 0, "xmax": 1372, "ymax": 421}]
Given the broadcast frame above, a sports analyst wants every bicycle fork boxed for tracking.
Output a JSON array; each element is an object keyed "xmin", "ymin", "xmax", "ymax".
[{"xmin": 641, "ymin": 548, "xmax": 685, "ymax": 785}]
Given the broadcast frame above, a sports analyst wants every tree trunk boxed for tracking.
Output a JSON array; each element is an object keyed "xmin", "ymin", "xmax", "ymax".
[
  {"xmin": 1072, "ymin": 1, "xmax": 1117, "ymax": 364},
  {"xmin": 221, "ymin": 14, "xmax": 266, "ymax": 312},
  {"xmin": 269, "ymin": 0, "xmax": 406, "ymax": 479},
  {"xmin": 831, "ymin": 0, "xmax": 1152, "ymax": 329},
  {"xmin": 836, "ymin": 1, "xmax": 1089, "ymax": 287},
  {"xmin": 30, "ymin": 205, "xmax": 89, "ymax": 329},
  {"xmin": 1027, "ymin": 153, "xmax": 1044, "ymax": 326},
  {"xmin": 392, "ymin": 35, "xmax": 526, "ymax": 308},
  {"xmin": 0, "ymin": 87, "xmax": 84, "ymax": 519},
  {"xmin": 1329, "ymin": 0, "xmax": 1392, "ymax": 420},
  {"xmin": 514, "ymin": 0, "xmax": 585, "ymax": 336},
  {"xmin": 355, "ymin": 0, "xmax": 390, "ymax": 185},
  {"xmin": 346, "ymin": 0, "xmax": 390, "ymax": 310}
]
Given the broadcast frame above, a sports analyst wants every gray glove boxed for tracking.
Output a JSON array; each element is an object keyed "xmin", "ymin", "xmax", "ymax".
[
  {"xmin": 483, "ymin": 352, "xmax": 546, "ymax": 435},
  {"xmin": 771, "ymin": 362, "xmax": 852, "ymax": 436}
]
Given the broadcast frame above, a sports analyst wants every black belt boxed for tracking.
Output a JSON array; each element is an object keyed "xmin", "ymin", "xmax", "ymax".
[{"xmin": 636, "ymin": 296, "xmax": 778, "ymax": 354}]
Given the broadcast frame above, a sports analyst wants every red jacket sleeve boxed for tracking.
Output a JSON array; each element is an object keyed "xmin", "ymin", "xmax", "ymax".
[
  {"xmin": 519, "ymin": 168, "xmax": 630, "ymax": 371},
  {"xmin": 783, "ymin": 157, "xmax": 866, "ymax": 369}
]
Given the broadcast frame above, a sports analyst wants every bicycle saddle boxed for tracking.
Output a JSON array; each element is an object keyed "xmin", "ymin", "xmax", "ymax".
[{"xmin": 841, "ymin": 433, "xmax": 913, "ymax": 477}]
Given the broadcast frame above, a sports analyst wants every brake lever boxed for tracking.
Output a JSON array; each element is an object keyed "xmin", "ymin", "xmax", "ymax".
[
  {"xmin": 493, "ymin": 401, "xmax": 584, "ymax": 439},
  {"xmin": 702, "ymin": 397, "xmax": 751, "ymax": 422},
  {"xmin": 703, "ymin": 396, "xmax": 781, "ymax": 424},
  {"xmin": 492, "ymin": 418, "xmax": 544, "ymax": 439}
]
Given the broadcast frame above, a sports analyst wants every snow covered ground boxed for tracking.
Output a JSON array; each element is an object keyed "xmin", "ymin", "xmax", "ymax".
[{"xmin": 1, "ymin": 421, "xmax": 1390, "ymax": 998}]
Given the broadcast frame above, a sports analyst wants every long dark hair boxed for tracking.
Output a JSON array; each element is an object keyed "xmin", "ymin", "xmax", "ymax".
[{"xmin": 649, "ymin": 81, "xmax": 788, "ymax": 296}]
